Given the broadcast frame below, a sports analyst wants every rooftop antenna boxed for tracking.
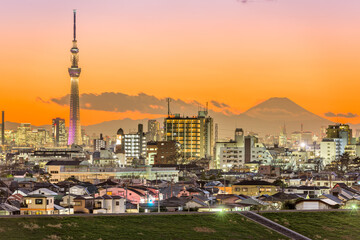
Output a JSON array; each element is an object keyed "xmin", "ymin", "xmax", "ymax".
[
  {"xmin": 1, "ymin": 111, "xmax": 4, "ymax": 146},
  {"xmin": 215, "ymin": 123, "xmax": 218, "ymax": 142},
  {"xmin": 73, "ymin": 9, "xmax": 77, "ymax": 41},
  {"xmin": 167, "ymin": 98, "xmax": 171, "ymax": 117}
]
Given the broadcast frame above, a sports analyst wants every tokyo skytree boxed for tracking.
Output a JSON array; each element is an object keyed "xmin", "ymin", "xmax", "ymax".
[{"xmin": 67, "ymin": 10, "xmax": 82, "ymax": 146}]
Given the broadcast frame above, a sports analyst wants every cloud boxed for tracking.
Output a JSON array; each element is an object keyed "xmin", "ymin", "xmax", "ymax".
[
  {"xmin": 324, "ymin": 112, "xmax": 358, "ymax": 118},
  {"xmin": 50, "ymin": 92, "xmax": 233, "ymax": 116},
  {"xmin": 324, "ymin": 112, "xmax": 336, "ymax": 117},
  {"xmin": 36, "ymin": 97, "xmax": 50, "ymax": 104},
  {"xmin": 211, "ymin": 100, "xmax": 230, "ymax": 108}
]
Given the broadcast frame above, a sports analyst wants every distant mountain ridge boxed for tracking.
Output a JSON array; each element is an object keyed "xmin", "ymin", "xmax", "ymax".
[{"xmin": 232, "ymin": 97, "xmax": 333, "ymax": 136}]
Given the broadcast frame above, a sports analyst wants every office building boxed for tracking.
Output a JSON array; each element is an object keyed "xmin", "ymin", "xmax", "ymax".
[
  {"xmin": 146, "ymin": 141, "xmax": 180, "ymax": 165},
  {"xmin": 94, "ymin": 134, "xmax": 106, "ymax": 151},
  {"xmin": 215, "ymin": 129, "xmax": 272, "ymax": 170},
  {"xmin": 326, "ymin": 124, "xmax": 353, "ymax": 145},
  {"xmin": 16, "ymin": 123, "xmax": 31, "ymax": 146},
  {"xmin": 116, "ymin": 124, "xmax": 146, "ymax": 162},
  {"xmin": 147, "ymin": 120, "xmax": 161, "ymax": 142},
  {"xmin": 52, "ymin": 118, "xmax": 66, "ymax": 147}
]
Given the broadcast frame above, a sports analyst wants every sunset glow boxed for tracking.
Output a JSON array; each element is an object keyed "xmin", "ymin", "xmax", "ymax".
[{"xmin": 1, "ymin": 0, "xmax": 360, "ymax": 126}]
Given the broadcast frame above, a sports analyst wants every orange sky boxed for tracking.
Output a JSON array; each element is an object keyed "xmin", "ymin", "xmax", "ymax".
[{"xmin": 1, "ymin": 0, "xmax": 360, "ymax": 126}]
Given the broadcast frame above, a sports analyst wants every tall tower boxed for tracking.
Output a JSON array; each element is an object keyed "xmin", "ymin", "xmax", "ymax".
[{"xmin": 68, "ymin": 10, "xmax": 82, "ymax": 145}]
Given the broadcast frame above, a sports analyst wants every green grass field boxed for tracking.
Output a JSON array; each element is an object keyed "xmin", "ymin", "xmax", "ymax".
[
  {"xmin": 262, "ymin": 211, "xmax": 360, "ymax": 240},
  {"xmin": 0, "ymin": 213, "xmax": 287, "ymax": 240}
]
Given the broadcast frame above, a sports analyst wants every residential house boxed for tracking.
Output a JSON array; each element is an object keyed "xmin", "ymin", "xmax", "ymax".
[
  {"xmin": 295, "ymin": 199, "xmax": 337, "ymax": 210},
  {"xmin": 216, "ymin": 194, "xmax": 247, "ymax": 205},
  {"xmin": 232, "ymin": 180, "xmax": 277, "ymax": 196},
  {"xmin": 160, "ymin": 196, "xmax": 185, "ymax": 212},
  {"xmin": 93, "ymin": 195, "xmax": 125, "ymax": 214},
  {"xmin": 73, "ymin": 195, "xmax": 94, "ymax": 214},
  {"xmin": 330, "ymin": 183, "xmax": 360, "ymax": 201},
  {"xmin": 20, "ymin": 194, "xmax": 55, "ymax": 215},
  {"xmin": 28, "ymin": 188, "xmax": 58, "ymax": 196},
  {"xmin": 0, "ymin": 203, "xmax": 20, "ymax": 215},
  {"xmin": 257, "ymin": 192, "xmax": 301, "ymax": 210},
  {"xmin": 70, "ymin": 185, "xmax": 90, "ymax": 195},
  {"xmin": 184, "ymin": 197, "xmax": 208, "ymax": 210},
  {"xmin": 284, "ymin": 186, "xmax": 329, "ymax": 198},
  {"xmin": 60, "ymin": 194, "xmax": 78, "ymax": 208}
]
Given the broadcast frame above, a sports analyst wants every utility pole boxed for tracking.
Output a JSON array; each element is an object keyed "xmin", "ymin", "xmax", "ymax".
[
  {"xmin": 68, "ymin": 183, "xmax": 70, "ymax": 215},
  {"xmin": 156, "ymin": 173, "xmax": 160, "ymax": 213},
  {"xmin": 157, "ymin": 192, "xmax": 160, "ymax": 213}
]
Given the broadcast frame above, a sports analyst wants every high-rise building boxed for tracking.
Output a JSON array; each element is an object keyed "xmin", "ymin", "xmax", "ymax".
[
  {"xmin": 147, "ymin": 120, "xmax": 161, "ymax": 142},
  {"xmin": 16, "ymin": 123, "xmax": 31, "ymax": 146},
  {"xmin": 116, "ymin": 124, "xmax": 147, "ymax": 162},
  {"xmin": 94, "ymin": 134, "xmax": 106, "ymax": 151},
  {"xmin": 320, "ymin": 138, "xmax": 344, "ymax": 165},
  {"xmin": 52, "ymin": 118, "xmax": 66, "ymax": 147},
  {"xmin": 115, "ymin": 128, "xmax": 125, "ymax": 154},
  {"xmin": 68, "ymin": 10, "xmax": 82, "ymax": 146},
  {"xmin": 326, "ymin": 124, "xmax": 352, "ymax": 145},
  {"xmin": 164, "ymin": 111, "xmax": 213, "ymax": 161},
  {"xmin": 279, "ymin": 123, "xmax": 287, "ymax": 147},
  {"xmin": 146, "ymin": 141, "xmax": 180, "ymax": 165},
  {"xmin": 214, "ymin": 129, "xmax": 272, "ymax": 170}
]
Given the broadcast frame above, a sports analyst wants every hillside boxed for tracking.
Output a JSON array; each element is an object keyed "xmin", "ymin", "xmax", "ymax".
[
  {"xmin": 262, "ymin": 211, "xmax": 360, "ymax": 240},
  {"xmin": 0, "ymin": 213, "xmax": 285, "ymax": 240}
]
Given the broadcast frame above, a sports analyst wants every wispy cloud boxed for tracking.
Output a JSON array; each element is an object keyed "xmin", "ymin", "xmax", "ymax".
[
  {"xmin": 50, "ymin": 92, "xmax": 234, "ymax": 116},
  {"xmin": 324, "ymin": 112, "xmax": 358, "ymax": 118}
]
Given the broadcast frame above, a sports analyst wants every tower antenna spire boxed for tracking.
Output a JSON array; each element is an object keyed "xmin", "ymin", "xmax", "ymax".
[{"xmin": 73, "ymin": 9, "xmax": 77, "ymax": 41}]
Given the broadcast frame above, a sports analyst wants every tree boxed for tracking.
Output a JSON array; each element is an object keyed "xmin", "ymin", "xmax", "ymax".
[
  {"xmin": 273, "ymin": 178, "xmax": 287, "ymax": 191},
  {"xmin": 339, "ymin": 153, "xmax": 352, "ymax": 173},
  {"xmin": 282, "ymin": 200, "xmax": 296, "ymax": 210}
]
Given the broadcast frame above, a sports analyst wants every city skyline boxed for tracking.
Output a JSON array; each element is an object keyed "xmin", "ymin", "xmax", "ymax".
[{"xmin": 1, "ymin": 0, "xmax": 360, "ymax": 127}]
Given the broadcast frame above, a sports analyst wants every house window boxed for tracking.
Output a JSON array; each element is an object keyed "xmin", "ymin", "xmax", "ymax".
[
  {"xmin": 266, "ymin": 188, "xmax": 271, "ymax": 192},
  {"xmin": 74, "ymin": 202, "xmax": 81, "ymax": 206},
  {"xmin": 35, "ymin": 199, "xmax": 43, "ymax": 205},
  {"xmin": 242, "ymin": 188, "xmax": 248, "ymax": 192},
  {"xmin": 235, "ymin": 187, "xmax": 240, "ymax": 192},
  {"xmin": 259, "ymin": 188, "xmax": 265, "ymax": 192},
  {"xmin": 116, "ymin": 201, "xmax": 120, "ymax": 206}
]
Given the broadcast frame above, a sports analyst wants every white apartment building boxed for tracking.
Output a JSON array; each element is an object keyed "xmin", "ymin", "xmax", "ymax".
[
  {"xmin": 320, "ymin": 138, "xmax": 344, "ymax": 165},
  {"xmin": 215, "ymin": 129, "xmax": 272, "ymax": 170}
]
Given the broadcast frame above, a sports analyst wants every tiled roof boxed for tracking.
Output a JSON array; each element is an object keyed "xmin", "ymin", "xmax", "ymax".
[{"xmin": 233, "ymin": 180, "xmax": 274, "ymax": 186}]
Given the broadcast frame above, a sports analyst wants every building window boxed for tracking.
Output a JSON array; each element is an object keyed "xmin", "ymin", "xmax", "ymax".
[
  {"xmin": 116, "ymin": 201, "xmax": 120, "ymax": 206},
  {"xmin": 35, "ymin": 199, "xmax": 43, "ymax": 205},
  {"xmin": 242, "ymin": 188, "xmax": 248, "ymax": 192}
]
